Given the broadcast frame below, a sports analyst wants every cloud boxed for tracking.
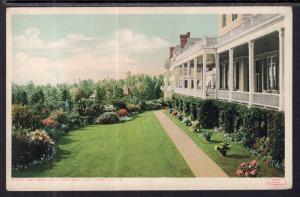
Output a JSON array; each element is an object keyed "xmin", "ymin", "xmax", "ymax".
[
  {"xmin": 12, "ymin": 28, "xmax": 168, "ymax": 84},
  {"xmin": 13, "ymin": 27, "xmax": 96, "ymax": 51},
  {"xmin": 106, "ymin": 29, "xmax": 169, "ymax": 53}
]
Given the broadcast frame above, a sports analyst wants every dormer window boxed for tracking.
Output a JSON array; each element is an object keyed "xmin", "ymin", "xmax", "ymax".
[
  {"xmin": 222, "ymin": 15, "xmax": 227, "ymax": 27},
  {"xmin": 232, "ymin": 14, "xmax": 238, "ymax": 21}
]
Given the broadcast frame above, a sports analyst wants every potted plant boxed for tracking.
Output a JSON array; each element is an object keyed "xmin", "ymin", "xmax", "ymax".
[
  {"xmin": 201, "ymin": 131, "xmax": 212, "ymax": 142},
  {"xmin": 215, "ymin": 142, "xmax": 231, "ymax": 157}
]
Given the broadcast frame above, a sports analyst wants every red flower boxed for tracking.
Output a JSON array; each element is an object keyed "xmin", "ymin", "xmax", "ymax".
[{"xmin": 42, "ymin": 117, "xmax": 58, "ymax": 127}]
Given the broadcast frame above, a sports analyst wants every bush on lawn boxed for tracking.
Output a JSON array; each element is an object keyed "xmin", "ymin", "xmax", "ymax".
[
  {"xmin": 236, "ymin": 160, "xmax": 260, "ymax": 177},
  {"xmin": 95, "ymin": 112, "xmax": 120, "ymax": 124},
  {"xmin": 127, "ymin": 104, "xmax": 141, "ymax": 113},
  {"xmin": 12, "ymin": 129, "xmax": 32, "ymax": 168},
  {"xmin": 12, "ymin": 129, "xmax": 55, "ymax": 169},
  {"xmin": 50, "ymin": 109, "xmax": 68, "ymax": 125},
  {"xmin": 117, "ymin": 108, "xmax": 129, "ymax": 117},
  {"xmin": 29, "ymin": 130, "xmax": 55, "ymax": 162},
  {"xmin": 111, "ymin": 100, "xmax": 127, "ymax": 110}
]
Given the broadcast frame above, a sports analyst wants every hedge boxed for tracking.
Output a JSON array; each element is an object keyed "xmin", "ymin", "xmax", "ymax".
[{"xmin": 171, "ymin": 93, "xmax": 285, "ymax": 164}]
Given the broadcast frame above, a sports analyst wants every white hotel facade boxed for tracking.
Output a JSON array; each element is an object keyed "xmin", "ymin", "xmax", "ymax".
[{"xmin": 162, "ymin": 14, "xmax": 286, "ymax": 111}]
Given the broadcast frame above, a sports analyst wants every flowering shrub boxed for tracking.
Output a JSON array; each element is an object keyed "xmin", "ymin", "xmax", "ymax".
[
  {"xmin": 172, "ymin": 109, "xmax": 178, "ymax": 116},
  {"xmin": 117, "ymin": 108, "xmax": 129, "ymax": 117},
  {"xmin": 42, "ymin": 117, "xmax": 58, "ymax": 128},
  {"xmin": 127, "ymin": 104, "xmax": 141, "ymax": 113},
  {"xmin": 50, "ymin": 109, "xmax": 67, "ymax": 125},
  {"xmin": 176, "ymin": 112, "xmax": 183, "ymax": 121},
  {"xmin": 95, "ymin": 112, "xmax": 120, "ymax": 124},
  {"xmin": 12, "ymin": 129, "xmax": 55, "ymax": 169},
  {"xmin": 29, "ymin": 130, "xmax": 55, "ymax": 162},
  {"xmin": 201, "ymin": 131, "xmax": 212, "ymax": 142},
  {"xmin": 236, "ymin": 160, "xmax": 260, "ymax": 177},
  {"xmin": 181, "ymin": 116, "xmax": 191, "ymax": 126},
  {"xmin": 215, "ymin": 142, "xmax": 231, "ymax": 157},
  {"xmin": 104, "ymin": 105, "xmax": 115, "ymax": 112},
  {"xmin": 190, "ymin": 120, "xmax": 202, "ymax": 133}
]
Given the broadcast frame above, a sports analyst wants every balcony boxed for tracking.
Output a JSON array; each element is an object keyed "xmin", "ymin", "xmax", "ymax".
[
  {"xmin": 171, "ymin": 87, "xmax": 280, "ymax": 109},
  {"xmin": 218, "ymin": 14, "xmax": 281, "ymax": 44}
]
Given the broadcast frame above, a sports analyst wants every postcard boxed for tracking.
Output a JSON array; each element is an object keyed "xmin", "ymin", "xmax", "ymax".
[{"xmin": 6, "ymin": 6, "xmax": 293, "ymax": 190}]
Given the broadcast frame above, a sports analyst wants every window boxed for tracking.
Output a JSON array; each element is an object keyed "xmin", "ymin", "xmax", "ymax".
[
  {"xmin": 232, "ymin": 14, "xmax": 238, "ymax": 21},
  {"xmin": 197, "ymin": 65, "xmax": 202, "ymax": 72},
  {"xmin": 222, "ymin": 15, "xmax": 227, "ymax": 27}
]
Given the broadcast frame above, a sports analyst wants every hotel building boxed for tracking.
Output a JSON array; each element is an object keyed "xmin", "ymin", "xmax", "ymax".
[{"xmin": 162, "ymin": 14, "xmax": 286, "ymax": 111}]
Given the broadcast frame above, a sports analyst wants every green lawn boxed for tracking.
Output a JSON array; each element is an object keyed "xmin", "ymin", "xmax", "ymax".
[
  {"xmin": 13, "ymin": 111, "xmax": 193, "ymax": 177},
  {"xmin": 164, "ymin": 111, "xmax": 284, "ymax": 177}
]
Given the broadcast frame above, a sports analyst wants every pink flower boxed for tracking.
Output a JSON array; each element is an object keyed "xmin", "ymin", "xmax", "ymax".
[
  {"xmin": 245, "ymin": 171, "xmax": 249, "ymax": 177},
  {"xmin": 250, "ymin": 170, "xmax": 256, "ymax": 176},
  {"xmin": 240, "ymin": 162, "xmax": 246, "ymax": 167},
  {"xmin": 251, "ymin": 160, "xmax": 257, "ymax": 165},
  {"xmin": 236, "ymin": 170, "xmax": 242, "ymax": 176}
]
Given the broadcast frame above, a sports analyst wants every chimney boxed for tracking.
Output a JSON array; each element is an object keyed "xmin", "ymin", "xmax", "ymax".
[
  {"xmin": 169, "ymin": 47, "xmax": 175, "ymax": 59},
  {"xmin": 180, "ymin": 34, "xmax": 188, "ymax": 49},
  {"xmin": 187, "ymin": 32, "xmax": 190, "ymax": 38}
]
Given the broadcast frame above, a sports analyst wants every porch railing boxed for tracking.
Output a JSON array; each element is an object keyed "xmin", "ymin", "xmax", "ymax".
[
  {"xmin": 231, "ymin": 91, "xmax": 249, "ymax": 103},
  {"xmin": 170, "ymin": 87, "xmax": 280, "ymax": 109},
  {"xmin": 252, "ymin": 92, "xmax": 279, "ymax": 108},
  {"xmin": 218, "ymin": 14, "xmax": 280, "ymax": 44},
  {"xmin": 218, "ymin": 90, "xmax": 229, "ymax": 100}
]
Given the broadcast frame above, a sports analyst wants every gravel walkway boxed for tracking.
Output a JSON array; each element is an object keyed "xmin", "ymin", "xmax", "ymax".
[{"xmin": 154, "ymin": 111, "xmax": 228, "ymax": 177}]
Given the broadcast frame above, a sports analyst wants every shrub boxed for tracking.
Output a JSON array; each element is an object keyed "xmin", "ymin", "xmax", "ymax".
[
  {"xmin": 12, "ymin": 129, "xmax": 32, "ymax": 168},
  {"xmin": 127, "ymin": 104, "xmax": 141, "ymax": 113},
  {"xmin": 42, "ymin": 117, "xmax": 58, "ymax": 128},
  {"xmin": 29, "ymin": 130, "xmax": 55, "ymax": 162},
  {"xmin": 201, "ymin": 131, "xmax": 212, "ymax": 142},
  {"xmin": 215, "ymin": 142, "xmax": 231, "ymax": 157},
  {"xmin": 190, "ymin": 120, "xmax": 202, "ymax": 133},
  {"xmin": 181, "ymin": 116, "xmax": 191, "ymax": 126},
  {"xmin": 176, "ymin": 112, "xmax": 183, "ymax": 121},
  {"xmin": 95, "ymin": 112, "xmax": 120, "ymax": 124},
  {"xmin": 145, "ymin": 101, "xmax": 161, "ymax": 110},
  {"xmin": 50, "ymin": 109, "xmax": 68, "ymax": 125},
  {"xmin": 236, "ymin": 160, "xmax": 260, "ymax": 177},
  {"xmin": 12, "ymin": 104, "xmax": 39, "ymax": 129},
  {"xmin": 268, "ymin": 112, "xmax": 285, "ymax": 164},
  {"xmin": 12, "ymin": 129, "xmax": 55, "ymax": 169},
  {"xmin": 172, "ymin": 109, "xmax": 178, "ymax": 116},
  {"xmin": 117, "ymin": 108, "xmax": 129, "ymax": 117},
  {"xmin": 112, "ymin": 100, "xmax": 127, "ymax": 110},
  {"xmin": 66, "ymin": 112, "xmax": 83, "ymax": 129},
  {"xmin": 104, "ymin": 105, "xmax": 115, "ymax": 112}
]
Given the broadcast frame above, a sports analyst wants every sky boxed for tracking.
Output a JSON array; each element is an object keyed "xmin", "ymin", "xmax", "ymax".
[{"xmin": 12, "ymin": 14, "xmax": 218, "ymax": 85}]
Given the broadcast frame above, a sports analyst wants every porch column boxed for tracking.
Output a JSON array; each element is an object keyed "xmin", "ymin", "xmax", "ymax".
[
  {"xmin": 248, "ymin": 40, "xmax": 254, "ymax": 106},
  {"xmin": 279, "ymin": 28, "xmax": 285, "ymax": 111},
  {"xmin": 187, "ymin": 61, "xmax": 191, "ymax": 89},
  {"xmin": 194, "ymin": 58, "xmax": 197, "ymax": 91},
  {"xmin": 229, "ymin": 48, "xmax": 234, "ymax": 101},
  {"xmin": 215, "ymin": 53, "xmax": 219, "ymax": 99},
  {"xmin": 202, "ymin": 54, "xmax": 207, "ymax": 99},
  {"xmin": 181, "ymin": 64, "xmax": 184, "ymax": 89}
]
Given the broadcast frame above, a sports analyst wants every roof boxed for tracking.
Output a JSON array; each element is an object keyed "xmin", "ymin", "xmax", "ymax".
[{"xmin": 173, "ymin": 37, "xmax": 201, "ymax": 56}]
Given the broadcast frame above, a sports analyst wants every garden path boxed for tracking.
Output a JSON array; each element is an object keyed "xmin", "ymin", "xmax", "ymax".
[{"xmin": 154, "ymin": 111, "xmax": 228, "ymax": 177}]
